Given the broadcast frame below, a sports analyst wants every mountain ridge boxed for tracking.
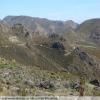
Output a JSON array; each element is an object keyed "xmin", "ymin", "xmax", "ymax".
[{"xmin": 3, "ymin": 16, "xmax": 78, "ymax": 36}]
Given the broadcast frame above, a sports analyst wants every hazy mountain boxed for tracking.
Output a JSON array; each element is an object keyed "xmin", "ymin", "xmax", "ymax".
[
  {"xmin": 3, "ymin": 16, "xmax": 78, "ymax": 36},
  {"xmin": 77, "ymin": 18, "xmax": 100, "ymax": 45}
]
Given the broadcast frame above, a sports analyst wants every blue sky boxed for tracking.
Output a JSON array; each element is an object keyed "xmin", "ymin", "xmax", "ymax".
[{"xmin": 0, "ymin": 0, "xmax": 100, "ymax": 23}]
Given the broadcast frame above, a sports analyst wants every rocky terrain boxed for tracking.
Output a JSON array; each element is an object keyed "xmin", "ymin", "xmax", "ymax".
[{"xmin": 0, "ymin": 16, "xmax": 100, "ymax": 96}]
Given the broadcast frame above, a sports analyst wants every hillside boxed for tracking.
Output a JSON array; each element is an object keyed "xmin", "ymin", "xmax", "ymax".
[
  {"xmin": 0, "ymin": 16, "xmax": 100, "ymax": 96},
  {"xmin": 77, "ymin": 19, "xmax": 100, "ymax": 45}
]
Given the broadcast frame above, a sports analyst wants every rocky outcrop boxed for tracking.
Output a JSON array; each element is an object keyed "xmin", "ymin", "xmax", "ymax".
[
  {"xmin": 51, "ymin": 42, "xmax": 65, "ymax": 50},
  {"xmin": 90, "ymin": 79, "xmax": 100, "ymax": 87},
  {"xmin": 73, "ymin": 47, "xmax": 96, "ymax": 66},
  {"xmin": 36, "ymin": 80, "xmax": 55, "ymax": 89}
]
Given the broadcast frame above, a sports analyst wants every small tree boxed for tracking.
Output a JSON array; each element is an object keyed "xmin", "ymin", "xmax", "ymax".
[{"xmin": 79, "ymin": 76, "xmax": 85, "ymax": 96}]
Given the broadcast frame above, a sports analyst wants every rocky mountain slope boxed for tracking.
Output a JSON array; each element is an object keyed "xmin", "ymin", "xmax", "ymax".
[
  {"xmin": 0, "ymin": 16, "xmax": 100, "ymax": 96},
  {"xmin": 77, "ymin": 19, "xmax": 100, "ymax": 45}
]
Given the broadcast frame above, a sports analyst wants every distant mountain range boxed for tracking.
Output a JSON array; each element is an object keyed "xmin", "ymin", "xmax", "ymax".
[
  {"xmin": 3, "ymin": 16, "xmax": 78, "ymax": 36},
  {"xmin": 1, "ymin": 16, "xmax": 100, "ymax": 45}
]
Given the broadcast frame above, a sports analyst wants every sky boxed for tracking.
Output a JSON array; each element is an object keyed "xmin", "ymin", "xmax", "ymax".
[{"xmin": 0, "ymin": 0, "xmax": 100, "ymax": 23}]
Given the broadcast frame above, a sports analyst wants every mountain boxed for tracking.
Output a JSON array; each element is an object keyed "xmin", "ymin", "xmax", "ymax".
[
  {"xmin": 2, "ymin": 16, "xmax": 100, "ymax": 72},
  {"xmin": 77, "ymin": 18, "xmax": 100, "ymax": 45},
  {"xmin": 0, "ymin": 16, "xmax": 100, "ymax": 96},
  {"xmin": 3, "ymin": 16, "xmax": 100, "ymax": 46},
  {"xmin": 3, "ymin": 16, "xmax": 78, "ymax": 36}
]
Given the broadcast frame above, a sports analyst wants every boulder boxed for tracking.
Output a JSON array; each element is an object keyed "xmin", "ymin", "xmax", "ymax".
[
  {"xmin": 24, "ymin": 79, "xmax": 34, "ymax": 88},
  {"xmin": 36, "ymin": 80, "xmax": 55, "ymax": 89},
  {"xmin": 51, "ymin": 42, "xmax": 65, "ymax": 50},
  {"xmin": 90, "ymin": 79, "xmax": 100, "ymax": 87}
]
